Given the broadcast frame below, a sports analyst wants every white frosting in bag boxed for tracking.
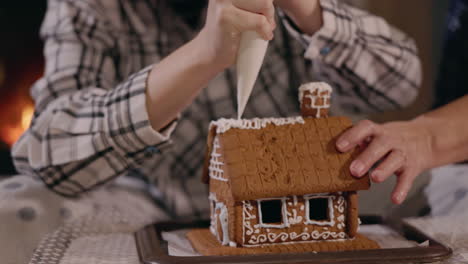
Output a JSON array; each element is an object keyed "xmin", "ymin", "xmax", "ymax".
[{"xmin": 236, "ymin": 31, "xmax": 269, "ymax": 119}]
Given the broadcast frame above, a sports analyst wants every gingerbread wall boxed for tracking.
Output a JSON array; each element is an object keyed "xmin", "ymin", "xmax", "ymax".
[
  {"xmin": 209, "ymin": 191, "xmax": 236, "ymax": 246},
  {"xmin": 208, "ymin": 135, "xmax": 235, "ymax": 206},
  {"xmin": 239, "ymin": 193, "xmax": 349, "ymax": 247},
  {"xmin": 208, "ymin": 135, "xmax": 238, "ymax": 246}
]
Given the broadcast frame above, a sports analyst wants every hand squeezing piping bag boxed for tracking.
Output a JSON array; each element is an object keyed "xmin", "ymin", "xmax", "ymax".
[{"xmin": 236, "ymin": 31, "xmax": 269, "ymax": 119}]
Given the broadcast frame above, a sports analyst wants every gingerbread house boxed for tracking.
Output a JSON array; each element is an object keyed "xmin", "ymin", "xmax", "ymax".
[{"xmin": 189, "ymin": 83, "xmax": 375, "ymax": 254}]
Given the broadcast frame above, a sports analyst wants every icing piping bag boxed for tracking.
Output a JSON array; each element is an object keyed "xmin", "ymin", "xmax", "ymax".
[{"xmin": 236, "ymin": 31, "xmax": 269, "ymax": 119}]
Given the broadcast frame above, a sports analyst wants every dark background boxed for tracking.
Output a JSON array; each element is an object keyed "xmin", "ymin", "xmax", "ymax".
[{"xmin": 0, "ymin": 1, "xmax": 46, "ymax": 174}]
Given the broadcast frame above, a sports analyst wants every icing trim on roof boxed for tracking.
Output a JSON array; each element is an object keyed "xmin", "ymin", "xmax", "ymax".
[{"xmin": 211, "ymin": 117, "xmax": 305, "ymax": 134}]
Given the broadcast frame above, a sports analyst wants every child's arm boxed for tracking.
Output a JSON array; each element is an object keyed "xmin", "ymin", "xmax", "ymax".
[{"xmin": 12, "ymin": 0, "xmax": 275, "ymax": 197}]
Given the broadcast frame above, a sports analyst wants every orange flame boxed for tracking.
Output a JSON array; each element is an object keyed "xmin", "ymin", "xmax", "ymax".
[
  {"xmin": 0, "ymin": 55, "xmax": 42, "ymax": 148},
  {"xmin": 2, "ymin": 103, "xmax": 34, "ymax": 146}
]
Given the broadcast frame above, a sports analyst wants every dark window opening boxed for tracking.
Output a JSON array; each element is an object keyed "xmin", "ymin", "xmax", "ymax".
[
  {"xmin": 260, "ymin": 200, "xmax": 283, "ymax": 224},
  {"xmin": 211, "ymin": 201, "xmax": 216, "ymax": 212},
  {"xmin": 308, "ymin": 198, "xmax": 330, "ymax": 221}
]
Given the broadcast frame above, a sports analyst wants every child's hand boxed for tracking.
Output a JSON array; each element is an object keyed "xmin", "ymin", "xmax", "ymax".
[
  {"xmin": 196, "ymin": 0, "xmax": 276, "ymax": 70},
  {"xmin": 336, "ymin": 119, "xmax": 433, "ymax": 205}
]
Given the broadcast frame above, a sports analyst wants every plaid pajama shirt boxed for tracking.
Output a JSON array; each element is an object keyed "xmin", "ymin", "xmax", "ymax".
[{"xmin": 12, "ymin": 0, "xmax": 421, "ymax": 217}]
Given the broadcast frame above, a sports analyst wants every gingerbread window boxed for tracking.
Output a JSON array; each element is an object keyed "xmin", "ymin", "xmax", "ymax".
[
  {"xmin": 304, "ymin": 195, "xmax": 335, "ymax": 226},
  {"xmin": 257, "ymin": 198, "xmax": 289, "ymax": 228}
]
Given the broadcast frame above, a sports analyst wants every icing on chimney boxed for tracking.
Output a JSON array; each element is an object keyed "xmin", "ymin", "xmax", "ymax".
[{"xmin": 299, "ymin": 82, "xmax": 332, "ymax": 118}]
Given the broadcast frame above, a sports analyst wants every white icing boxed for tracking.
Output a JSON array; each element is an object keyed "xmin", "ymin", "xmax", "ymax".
[
  {"xmin": 218, "ymin": 203, "xmax": 229, "ymax": 245},
  {"xmin": 247, "ymin": 230, "xmax": 347, "ymax": 245},
  {"xmin": 243, "ymin": 237, "xmax": 352, "ymax": 247},
  {"xmin": 242, "ymin": 200, "xmax": 256, "ymax": 245},
  {"xmin": 287, "ymin": 196, "xmax": 303, "ymax": 225},
  {"xmin": 229, "ymin": 241, "xmax": 237, "ymax": 247},
  {"xmin": 337, "ymin": 198, "xmax": 347, "ymax": 229},
  {"xmin": 209, "ymin": 195, "xmax": 232, "ymax": 246},
  {"xmin": 208, "ymin": 192, "xmax": 217, "ymax": 201},
  {"xmin": 209, "ymin": 193, "xmax": 217, "ymax": 236},
  {"xmin": 298, "ymin": 82, "xmax": 332, "ymax": 104},
  {"xmin": 336, "ymin": 196, "xmax": 346, "ymax": 213},
  {"xmin": 208, "ymin": 136, "xmax": 227, "ymax": 182},
  {"xmin": 236, "ymin": 31, "xmax": 269, "ymax": 119},
  {"xmin": 304, "ymin": 194, "xmax": 335, "ymax": 226},
  {"xmin": 257, "ymin": 198, "xmax": 290, "ymax": 228},
  {"xmin": 212, "ymin": 201, "xmax": 229, "ymax": 245},
  {"xmin": 298, "ymin": 82, "xmax": 332, "ymax": 118},
  {"xmin": 211, "ymin": 117, "xmax": 305, "ymax": 134}
]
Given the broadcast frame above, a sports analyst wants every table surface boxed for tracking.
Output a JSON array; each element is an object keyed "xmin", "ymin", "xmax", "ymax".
[{"xmin": 407, "ymin": 217, "xmax": 468, "ymax": 264}]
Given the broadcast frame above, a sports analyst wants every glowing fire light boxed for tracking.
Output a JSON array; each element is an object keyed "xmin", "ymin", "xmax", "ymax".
[
  {"xmin": 0, "ymin": 52, "xmax": 43, "ymax": 148},
  {"xmin": 2, "ymin": 104, "xmax": 34, "ymax": 146}
]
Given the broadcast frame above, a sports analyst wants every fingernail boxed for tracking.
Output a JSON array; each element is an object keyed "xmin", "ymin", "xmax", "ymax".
[
  {"xmin": 350, "ymin": 160, "xmax": 365, "ymax": 177},
  {"xmin": 371, "ymin": 170, "xmax": 381, "ymax": 181},
  {"xmin": 337, "ymin": 140, "xmax": 349, "ymax": 151},
  {"xmin": 394, "ymin": 191, "xmax": 405, "ymax": 204}
]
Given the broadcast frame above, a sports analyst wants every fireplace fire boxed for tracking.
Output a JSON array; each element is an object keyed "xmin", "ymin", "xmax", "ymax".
[
  {"xmin": 1, "ymin": 99, "xmax": 34, "ymax": 147},
  {"xmin": 0, "ymin": 0, "xmax": 46, "ymax": 174},
  {"xmin": 0, "ymin": 59, "xmax": 40, "ymax": 174},
  {"xmin": 0, "ymin": 56, "xmax": 40, "ymax": 148}
]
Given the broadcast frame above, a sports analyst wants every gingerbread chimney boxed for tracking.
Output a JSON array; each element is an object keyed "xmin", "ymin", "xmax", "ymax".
[{"xmin": 299, "ymin": 82, "xmax": 332, "ymax": 118}]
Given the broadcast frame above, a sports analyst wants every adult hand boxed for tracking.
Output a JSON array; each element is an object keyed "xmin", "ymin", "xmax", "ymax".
[
  {"xmin": 274, "ymin": 0, "xmax": 323, "ymax": 35},
  {"xmin": 196, "ymin": 0, "xmax": 276, "ymax": 70},
  {"xmin": 335, "ymin": 119, "xmax": 433, "ymax": 204}
]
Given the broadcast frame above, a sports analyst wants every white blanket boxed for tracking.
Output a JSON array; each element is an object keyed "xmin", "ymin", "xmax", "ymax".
[{"xmin": 0, "ymin": 175, "xmax": 168, "ymax": 264}]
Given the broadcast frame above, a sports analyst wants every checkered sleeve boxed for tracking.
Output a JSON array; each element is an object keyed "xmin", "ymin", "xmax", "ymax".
[
  {"xmin": 11, "ymin": 0, "xmax": 176, "ymax": 197},
  {"xmin": 280, "ymin": 0, "xmax": 422, "ymax": 114}
]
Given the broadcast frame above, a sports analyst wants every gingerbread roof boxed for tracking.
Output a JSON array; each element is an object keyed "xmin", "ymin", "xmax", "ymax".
[{"xmin": 203, "ymin": 117, "xmax": 370, "ymax": 201}]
